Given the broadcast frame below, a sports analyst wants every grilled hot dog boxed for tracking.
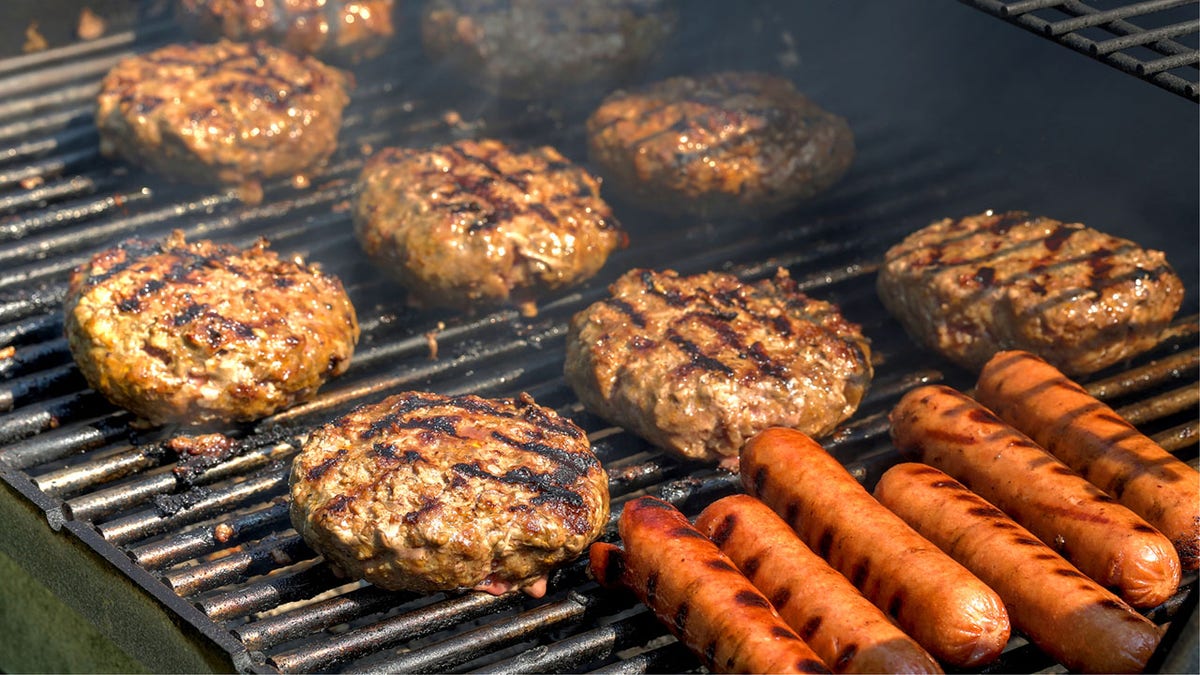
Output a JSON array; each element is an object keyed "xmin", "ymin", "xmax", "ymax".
[
  {"xmin": 589, "ymin": 496, "xmax": 830, "ymax": 674},
  {"xmin": 976, "ymin": 349, "xmax": 1200, "ymax": 570},
  {"xmin": 696, "ymin": 494, "xmax": 943, "ymax": 674},
  {"xmin": 740, "ymin": 427, "xmax": 1010, "ymax": 668},
  {"xmin": 889, "ymin": 384, "xmax": 1181, "ymax": 608},
  {"xmin": 875, "ymin": 463, "xmax": 1164, "ymax": 673}
]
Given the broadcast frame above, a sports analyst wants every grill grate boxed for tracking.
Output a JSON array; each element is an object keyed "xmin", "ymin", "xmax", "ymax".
[
  {"xmin": 0, "ymin": 4, "xmax": 1197, "ymax": 674},
  {"xmin": 959, "ymin": 0, "xmax": 1200, "ymax": 100}
]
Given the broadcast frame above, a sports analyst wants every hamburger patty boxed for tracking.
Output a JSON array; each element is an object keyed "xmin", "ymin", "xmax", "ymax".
[
  {"xmin": 289, "ymin": 391, "xmax": 609, "ymax": 597},
  {"xmin": 178, "ymin": 0, "xmax": 395, "ymax": 64},
  {"xmin": 586, "ymin": 71, "xmax": 855, "ymax": 219},
  {"xmin": 95, "ymin": 40, "xmax": 352, "ymax": 202},
  {"xmin": 353, "ymin": 139, "xmax": 625, "ymax": 317},
  {"xmin": 877, "ymin": 210, "xmax": 1185, "ymax": 376},
  {"xmin": 64, "ymin": 231, "xmax": 359, "ymax": 426},
  {"xmin": 421, "ymin": 0, "xmax": 676, "ymax": 100},
  {"xmin": 565, "ymin": 268, "xmax": 873, "ymax": 469}
]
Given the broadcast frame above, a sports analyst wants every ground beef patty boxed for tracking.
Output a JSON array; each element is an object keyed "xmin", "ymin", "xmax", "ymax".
[
  {"xmin": 565, "ymin": 268, "xmax": 873, "ymax": 469},
  {"xmin": 421, "ymin": 0, "xmax": 676, "ymax": 100},
  {"xmin": 178, "ymin": 0, "xmax": 395, "ymax": 64},
  {"xmin": 64, "ymin": 231, "xmax": 359, "ymax": 426},
  {"xmin": 289, "ymin": 391, "xmax": 609, "ymax": 597},
  {"xmin": 586, "ymin": 71, "xmax": 855, "ymax": 219},
  {"xmin": 877, "ymin": 210, "xmax": 1184, "ymax": 376},
  {"xmin": 353, "ymin": 138, "xmax": 624, "ymax": 317},
  {"xmin": 96, "ymin": 40, "xmax": 352, "ymax": 202}
]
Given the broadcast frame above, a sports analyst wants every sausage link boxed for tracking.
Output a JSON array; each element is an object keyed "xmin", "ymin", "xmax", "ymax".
[
  {"xmin": 696, "ymin": 494, "xmax": 943, "ymax": 674},
  {"xmin": 875, "ymin": 463, "xmax": 1164, "ymax": 673},
  {"xmin": 976, "ymin": 349, "xmax": 1200, "ymax": 570},
  {"xmin": 740, "ymin": 427, "xmax": 1010, "ymax": 668},
  {"xmin": 589, "ymin": 496, "xmax": 830, "ymax": 674},
  {"xmin": 889, "ymin": 384, "xmax": 1181, "ymax": 608}
]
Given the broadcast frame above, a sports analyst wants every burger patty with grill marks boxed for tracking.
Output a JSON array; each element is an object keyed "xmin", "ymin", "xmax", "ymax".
[
  {"xmin": 353, "ymin": 138, "xmax": 625, "ymax": 317},
  {"xmin": 586, "ymin": 71, "xmax": 855, "ymax": 219},
  {"xmin": 877, "ymin": 210, "xmax": 1185, "ymax": 376},
  {"xmin": 289, "ymin": 391, "xmax": 609, "ymax": 597},
  {"xmin": 96, "ymin": 40, "xmax": 352, "ymax": 202},
  {"xmin": 565, "ymin": 268, "xmax": 873, "ymax": 469},
  {"xmin": 421, "ymin": 0, "xmax": 677, "ymax": 100},
  {"xmin": 64, "ymin": 231, "xmax": 359, "ymax": 426},
  {"xmin": 178, "ymin": 0, "xmax": 396, "ymax": 64}
]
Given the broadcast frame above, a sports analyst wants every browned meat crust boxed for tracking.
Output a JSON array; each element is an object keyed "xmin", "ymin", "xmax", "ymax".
[
  {"xmin": 586, "ymin": 71, "xmax": 855, "ymax": 219},
  {"xmin": 352, "ymin": 138, "xmax": 625, "ymax": 316},
  {"xmin": 420, "ymin": 0, "xmax": 676, "ymax": 100},
  {"xmin": 95, "ymin": 40, "xmax": 352, "ymax": 198},
  {"xmin": 564, "ymin": 268, "xmax": 873, "ymax": 468},
  {"xmin": 64, "ymin": 231, "xmax": 359, "ymax": 426},
  {"xmin": 289, "ymin": 391, "xmax": 609, "ymax": 595},
  {"xmin": 178, "ymin": 0, "xmax": 395, "ymax": 64},
  {"xmin": 876, "ymin": 210, "xmax": 1184, "ymax": 376}
]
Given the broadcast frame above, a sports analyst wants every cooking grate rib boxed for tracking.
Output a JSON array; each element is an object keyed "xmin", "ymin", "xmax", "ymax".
[
  {"xmin": 0, "ymin": 6, "xmax": 1197, "ymax": 674},
  {"xmin": 959, "ymin": 0, "xmax": 1200, "ymax": 100}
]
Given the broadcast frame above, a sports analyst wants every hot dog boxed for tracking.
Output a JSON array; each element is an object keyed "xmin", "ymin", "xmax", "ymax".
[
  {"xmin": 976, "ymin": 349, "xmax": 1200, "ymax": 571},
  {"xmin": 875, "ymin": 463, "xmax": 1164, "ymax": 673},
  {"xmin": 740, "ymin": 427, "xmax": 1010, "ymax": 668},
  {"xmin": 589, "ymin": 496, "xmax": 830, "ymax": 674},
  {"xmin": 889, "ymin": 384, "xmax": 1181, "ymax": 608},
  {"xmin": 695, "ymin": 494, "xmax": 943, "ymax": 674}
]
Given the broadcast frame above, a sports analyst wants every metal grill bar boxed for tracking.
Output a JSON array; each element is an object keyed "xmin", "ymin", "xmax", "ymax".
[
  {"xmin": 199, "ymin": 564, "xmax": 342, "ymax": 622},
  {"xmin": 267, "ymin": 592, "xmax": 522, "ymax": 673},
  {"xmin": 162, "ymin": 533, "xmax": 308, "ymax": 597},
  {"xmin": 959, "ymin": 0, "xmax": 1200, "ymax": 100},
  {"xmin": 129, "ymin": 501, "xmax": 291, "ymax": 570},
  {"xmin": 350, "ymin": 593, "xmax": 591, "ymax": 675},
  {"xmin": 234, "ymin": 586, "xmax": 398, "ymax": 652},
  {"xmin": 473, "ymin": 610, "xmax": 667, "ymax": 675}
]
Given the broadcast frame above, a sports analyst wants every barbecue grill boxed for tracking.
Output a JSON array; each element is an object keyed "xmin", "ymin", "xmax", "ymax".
[{"xmin": 1, "ymin": 1, "xmax": 1197, "ymax": 672}]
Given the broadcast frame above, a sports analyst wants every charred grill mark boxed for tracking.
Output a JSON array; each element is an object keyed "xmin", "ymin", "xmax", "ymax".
[
  {"xmin": 490, "ymin": 431, "xmax": 599, "ymax": 478},
  {"xmin": 801, "ymin": 612, "xmax": 820, "ymax": 638},
  {"xmin": 673, "ymin": 602, "xmax": 690, "ymax": 631},
  {"xmin": 741, "ymin": 555, "xmax": 762, "ymax": 577},
  {"xmin": 703, "ymin": 641, "xmax": 717, "ymax": 668},
  {"xmin": 667, "ymin": 328, "xmax": 734, "ymax": 376},
  {"xmin": 887, "ymin": 589, "xmax": 905, "ymax": 618},
  {"xmin": 600, "ymin": 548, "xmax": 625, "ymax": 587},
  {"xmin": 640, "ymin": 270, "xmax": 688, "ymax": 306},
  {"xmin": 686, "ymin": 310, "xmax": 790, "ymax": 380},
  {"xmin": 706, "ymin": 559, "xmax": 738, "ymax": 573},
  {"xmin": 1054, "ymin": 567, "xmax": 1087, "ymax": 579},
  {"xmin": 173, "ymin": 303, "xmax": 210, "ymax": 326},
  {"xmin": 968, "ymin": 505, "xmax": 1007, "ymax": 519},
  {"xmin": 634, "ymin": 497, "xmax": 675, "ymax": 511},
  {"xmin": 442, "ymin": 144, "xmax": 564, "ymax": 234},
  {"xmin": 306, "ymin": 448, "xmax": 346, "ymax": 481},
  {"xmin": 1044, "ymin": 225, "xmax": 1076, "ymax": 251},
  {"xmin": 646, "ymin": 572, "xmax": 659, "ymax": 605},
  {"xmin": 772, "ymin": 586, "xmax": 793, "ymax": 611},
  {"xmin": 835, "ymin": 644, "xmax": 859, "ymax": 670},
  {"xmin": 973, "ymin": 266, "xmax": 996, "ymax": 286},
  {"xmin": 322, "ymin": 494, "xmax": 353, "ymax": 514},
  {"xmin": 797, "ymin": 658, "xmax": 828, "ymax": 674},
  {"xmin": 734, "ymin": 589, "xmax": 771, "ymax": 610},
  {"xmin": 515, "ymin": 400, "xmax": 585, "ymax": 439},
  {"xmin": 371, "ymin": 443, "xmax": 423, "ymax": 464},
  {"xmin": 603, "ymin": 297, "xmax": 647, "ymax": 327},
  {"xmin": 849, "ymin": 561, "xmax": 869, "ymax": 587},
  {"xmin": 708, "ymin": 514, "xmax": 737, "ymax": 547},
  {"xmin": 451, "ymin": 462, "xmax": 585, "ymax": 507},
  {"xmin": 670, "ymin": 526, "xmax": 708, "ymax": 540},
  {"xmin": 985, "ymin": 211, "xmax": 1033, "ymax": 235},
  {"xmin": 772, "ymin": 625, "xmax": 799, "ymax": 640},
  {"xmin": 402, "ymin": 495, "xmax": 440, "ymax": 525}
]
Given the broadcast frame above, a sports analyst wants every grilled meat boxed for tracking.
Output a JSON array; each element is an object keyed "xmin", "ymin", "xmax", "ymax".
[
  {"xmin": 421, "ymin": 0, "xmax": 676, "ymax": 100},
  {"xmin": 876, "ymin": 210, "xmax": 1184, "ymax": 376},
  {"xmin": 95, "ymin": 40, "xmax": 352, "ymax": 202},
  {"xmin": 564, "ymin": 268, "xmax": 873, "ymax": 469},
  {"xmin": 64, "ymin": 231, "xmax": 359, "ymax": 426},
  {"xmin": 178, "ymin": 0, "xmax": 395, "ymax": 64},
  {"xmin": 289, "ymin": 391, "xmax": 609, "ymax": 596},
  {"xmin": 168, "ymin": 432, "xmax": 242, "ymax": 484},
  {"xmin": 586, "ymin": 72, "xmax": 854, "ymax": 219},
  {"xmin": 353, "ymin": 138, "xmax": 624, "ymax": 316}
]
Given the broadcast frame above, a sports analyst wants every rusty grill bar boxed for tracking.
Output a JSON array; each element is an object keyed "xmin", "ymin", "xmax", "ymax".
[{"xmin": 0, "ymin": 4, "xmax": 1197, "ymax": 674}]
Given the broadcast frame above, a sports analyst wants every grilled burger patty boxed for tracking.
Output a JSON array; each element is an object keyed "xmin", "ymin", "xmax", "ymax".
[
  {"xmin": 96, "ymin": 40, "xmax": 351, "ymax": 200},
  {"xmin": 64, "ymin": 231, "xmax": 359, "ymax": 426},
  {"xmin": 565, "ymin": 268, "xmax": 873, "ymax": 469},
  {"xmin": 353, "ymin": 138, "xmax": 624, "ymax": 316},
  {"xmin": 877, "ymin": 210, "xmax": 1184, "ymax": 376},
  {"xmin": 586, "ymin": 71, "xmax": 855, "ymax": 219},
  {"xmin": 289, "ymin": 391, "xmax": 609, "ymax": 596},
  {"xmin": 421, "ymin": 0, "xmax": 676, "ymax": 100},
  {"xmin": 178, "ymin": 0, "xmax": 395, "ymax": 64}
]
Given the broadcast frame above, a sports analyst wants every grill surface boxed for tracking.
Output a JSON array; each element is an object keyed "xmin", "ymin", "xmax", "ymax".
[
  {"xmin": 1, "ymin": 2, "xmax": 1198, "ymax": 673},
  {"xmin": 960, "ymin": 0, "xmax": 1200, "ymax": 101}
]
